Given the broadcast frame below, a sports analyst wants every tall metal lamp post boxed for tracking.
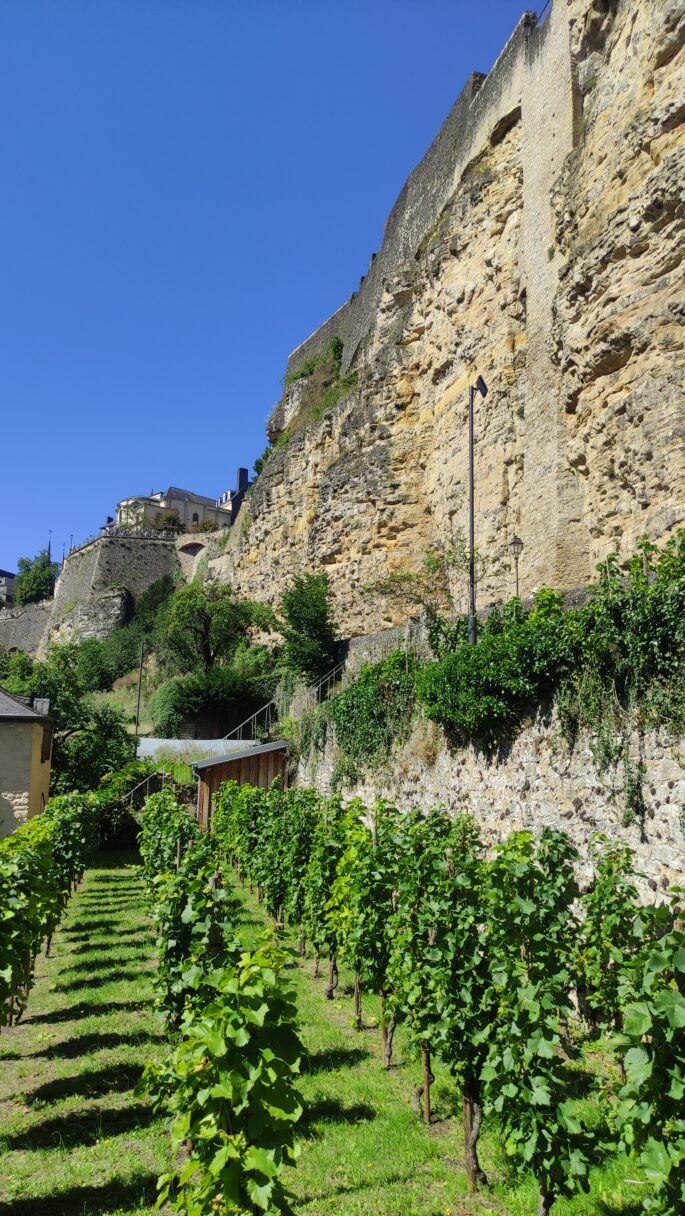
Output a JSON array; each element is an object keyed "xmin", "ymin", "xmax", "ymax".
[
  {"xmin": 509, "ymin": 534, "xmax": 524, "ymax": 599},
  {"xmin": 468, "ymin": 375, "xmax": 488, "ymax": 644}
]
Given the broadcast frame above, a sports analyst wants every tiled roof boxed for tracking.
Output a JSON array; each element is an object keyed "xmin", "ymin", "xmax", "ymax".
[
  {"xmin": 0, "ymin": 687, "xmax": 51, "ymax": 720},
  {"xmin": 164, "ymin": 487, "xmax": 219, "ymax": 509}
]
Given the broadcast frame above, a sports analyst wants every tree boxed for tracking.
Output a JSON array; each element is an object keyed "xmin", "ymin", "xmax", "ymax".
[
  {"xmin": 51, "ymin": 702, "xmax": 135, "ymax": 793},
  {"xmin": 13, "ymin": 549, "xmax": 59, "ymax": 605},
  {"xmin": 0, "ymin": 644, "xmax": 133, "ymax": 792},
  {"xmin": 279, "ymin": 572, "xmax": 338, "ymax": 682},
  {"xmin": 149, "ymin": 510, "xmax": 183, "ymax": 532},
  {"xmin": 159, "ymin": 581, "xmax": 276, "ymax": 674}
]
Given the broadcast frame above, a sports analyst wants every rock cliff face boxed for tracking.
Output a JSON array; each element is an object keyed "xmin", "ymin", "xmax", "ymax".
[{"xmin": 205, "ymin": 0, "xmax": 684, "ymax": 637}]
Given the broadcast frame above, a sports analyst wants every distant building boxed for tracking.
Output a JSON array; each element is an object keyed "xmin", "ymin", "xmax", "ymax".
[
  {"xmin": 0, "ymin": 687, "xmax": 53, "ymax": 838},
  {"xmin": 114, "ymin": 468, "xmax": 250, "ymax": 532},
  {"xmin": 0, "ymin": 569, "xmax": 15, "ymax": 606}
]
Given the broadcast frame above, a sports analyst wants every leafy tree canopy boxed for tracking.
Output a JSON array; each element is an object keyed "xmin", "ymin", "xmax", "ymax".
[
  {"xmin": 159, "ymin": 581, "xmax": 277, "ymax": 674},
  {"xmin": 13, "ymin": 549, "xmax": 59, "ymax": 605},
  {"xmin": 279, "ymin": 571, "xmax": 338, "ymax": 683}
]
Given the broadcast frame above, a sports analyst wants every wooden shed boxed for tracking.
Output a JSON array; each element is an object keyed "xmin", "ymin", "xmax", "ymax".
[{"xmin": 192, "ymin": 740, "xmax": 288, "ymax": 830}]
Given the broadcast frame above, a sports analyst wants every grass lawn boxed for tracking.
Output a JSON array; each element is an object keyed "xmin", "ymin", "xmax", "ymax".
[
  {"xmin": 0, "ymin": 849, "xmax": 166, "ymax": 1216},
  {"xmin": 0, "ymin": 854, "xmax": 645, "ymax": 1216}
]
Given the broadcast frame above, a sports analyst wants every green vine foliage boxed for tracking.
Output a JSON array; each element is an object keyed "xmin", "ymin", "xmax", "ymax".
[
  {"xmin": 327, "ymin": 800, "xmax": 402, "ymax": 1030},
  {"xmin": 432, "ymin": 814, "xmax": 494, "ymax": 1191},
  {"xmin": 614, "ymin": 901, "xmax": 685, "ymax": 1216},
  {"xmin": 139, "ymin": 788, "xmax": 199, "ymax": 886},
  {"xmin": 139, "ymin": 786, "xmax": 304, "ymax": 1214},
  {"xmin": 387, "ymin": 807, "xmax": 454, "ymax": 1121},
  {"xmin": 150, "ymin": 835, "xmax": 241, "ymax": 1028},
  {"xmin": 330, "ymin": 649, "xmax": 419, "ymax": 766},
  {"xmin": 0, "ymin": 766, "xmax": 153, "ymax": 1029},
  {"xmin": 301, "ymin": 795, "xmax": 349, "ymax": 992},
  {"xmin": 576, "ymin": 835, "xmax": 649, "ymax": 1032},
  {"xmin": 213, "ymin": 781, "xmax": 265, "ymax": 887},
  {"xmin": 143, "ymin": 935, "xmax": 303, "ymax": 1216},
  {"xmin": 481, "ymin": 830, "xmax": 592, "ymax": 1215},
  {"xmin": 212, "ymin": 778, "xmax": 685, "ymax": 1213}
]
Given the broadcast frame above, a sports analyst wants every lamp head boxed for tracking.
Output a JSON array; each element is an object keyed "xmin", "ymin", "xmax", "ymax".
[
  {"xmin": 475, "ymin": 375, "xmax": 488, "ymax": 399},
  {"xmin": 508, "ymin": 534, "xmax": 524, "ymax": 559}
]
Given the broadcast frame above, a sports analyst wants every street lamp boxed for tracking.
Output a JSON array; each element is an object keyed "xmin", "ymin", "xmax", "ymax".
[
  {"xmin": 508, "ymin": 534, "xmax": 524, "ymax": 598},
  {"xmin": 468, "ymin": 375, "xmax": 488, "ymax": 644}
]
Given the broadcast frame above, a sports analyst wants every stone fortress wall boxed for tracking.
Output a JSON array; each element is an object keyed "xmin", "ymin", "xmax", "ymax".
[
  {"xmin": 0, "ymin": 535, "xmax": 179, "ymax": 656},
  {"xmin": 52, "ymin": 534, "xmax": 178, "ymax": 609},
  {"xmin": 206, "ymin": 0, "xmax": 684, "ymax": 640}
]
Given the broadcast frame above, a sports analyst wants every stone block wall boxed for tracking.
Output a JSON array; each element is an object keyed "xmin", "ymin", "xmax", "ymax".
[
  {"xmin": 0, "ymin": 602, "xmax": 53, "ymax": 655},
  {"xmin": 53, "ymin": 535, "xmax": 178, "ymax": 610},
  {"xmin": 297, "ymin": 710, "xmax": 685, "ymax": 900},
  {"xmin": 207, "ymin": 0, "xmax": 684, "ymax": 645}
]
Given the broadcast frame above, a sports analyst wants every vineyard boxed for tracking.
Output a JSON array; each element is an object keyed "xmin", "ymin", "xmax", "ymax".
[{"xmin": 0, "ymin": 778, "xmax": 683, "ymax": 1216}]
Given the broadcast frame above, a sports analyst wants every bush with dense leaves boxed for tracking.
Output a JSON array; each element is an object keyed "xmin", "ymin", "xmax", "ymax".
[{"xmin": 330, "ymin": 649, "xmax": 419, "ymax": 765}]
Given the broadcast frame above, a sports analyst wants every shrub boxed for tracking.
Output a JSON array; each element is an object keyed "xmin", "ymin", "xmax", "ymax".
[
  {"xmin": 416, "ymin": 592, "xmax": 569, "ymax": 748},
  {"xmin": 330, "ymin": 649, "xmax": 418, "ymax": 764},
  {"xmin": 149, "ymin": 648, "xmax": 276, "ymax": 736}
]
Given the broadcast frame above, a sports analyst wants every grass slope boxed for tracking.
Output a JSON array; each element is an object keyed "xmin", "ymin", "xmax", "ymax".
[
  {"xmin": 0, "ymin": 850, "xmax": 166, "ymax": 1216},
  {"xmin": 0, "ymin": 855, "xmax": 643, "ymax": 1216}
]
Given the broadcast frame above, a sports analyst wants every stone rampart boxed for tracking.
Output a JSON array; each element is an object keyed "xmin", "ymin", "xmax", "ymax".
[
  {"xmin": 284, "ymin": 9, "xmax": 564, "ymax": 381},
  {"xmin": 0, "ymin": 602, "xmax": 52, "ymax": 655},
  {"xmin": 53, "ymin": 535, "xmax": 178, "ymax": 610},
  {"xmin": 297, "ymin": 710, "xmax": 685, "ymax": 900}
]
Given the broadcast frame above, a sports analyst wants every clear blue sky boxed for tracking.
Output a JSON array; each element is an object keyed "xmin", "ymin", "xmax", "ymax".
[{"xmin": 1, "ymin": 0, "xmax": 530, "ymax": 571}]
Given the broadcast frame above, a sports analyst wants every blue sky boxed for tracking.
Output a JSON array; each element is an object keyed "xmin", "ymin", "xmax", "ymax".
[{"xmin": 1, "ymin": 0, "xmax": 530, "ymax": 571}]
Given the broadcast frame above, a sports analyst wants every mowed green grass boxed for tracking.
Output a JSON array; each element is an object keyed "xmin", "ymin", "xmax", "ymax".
[
  {"xmin": 0, "ymin": 856, "xmax": 643, "ymax": 1216},
  {"xmin": 0, "ymin": 850, "xmax": 167, "ymax": 1216}
]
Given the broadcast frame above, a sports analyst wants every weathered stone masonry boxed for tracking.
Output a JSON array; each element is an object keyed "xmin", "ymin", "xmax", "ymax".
[{"xmin": 205, "ymin": 0, "xmax": 684, "ymax": 639}]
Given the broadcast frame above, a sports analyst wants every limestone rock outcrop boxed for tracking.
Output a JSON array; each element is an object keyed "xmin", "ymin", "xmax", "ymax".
[{"xmin": 203, "ymin": 0, "xmax": 684, "ymax": 638}]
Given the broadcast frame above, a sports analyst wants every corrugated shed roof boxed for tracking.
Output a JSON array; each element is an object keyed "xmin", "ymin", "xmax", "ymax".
[
  {"xmin": 192, "ymin": 740, "xmax": 288, "ymax": 771},
  {"xmin": 0, "ymin": 687, "xmax": 51, "ymax": 720}
]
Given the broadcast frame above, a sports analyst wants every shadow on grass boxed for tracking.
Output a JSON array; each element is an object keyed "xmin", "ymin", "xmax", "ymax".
[
  {"xmin": 54, "ymin": 968, "xmax": 148, "ymax": 994},
  {"xmin": 66, "ymin": 930, "xmax": 150, "ymax": 951},
  {"xmin": 27, "ymin": 999, "xmax": 150, "ymax": 1026},
  {"xmin": 0, "ymin": 1174, "xmax": 159, "ymax": 1216},
  {"xmin": 72, "ymin": 901, "xmax": 142, "ymax": 912},
  {"xmin": 60, "ymin": 952, "xmax": 150, "ymax": 976},
  {"xmin": 302, "ymin": 1047, "xmax": 370, "ymax": 1075},
  {"xmin": 300, "ymin": 1098, "xmax": 376, "ymax": 1133},
  {"xmin": 59, "ymin": 920, "xmax": 134, "ymax": 936},
  {"xmin": 32, "ymin": 1030, "xmax": 160, "ymax": 1060},
  {"xmin": 26, "ymin": 1061, "xmax": 145, "ymax": 1104},
  {"xmin": 596, "ymin": 1204, "xmax": 644, "ymax": 1216},
  {"xmin": 300, "ymin": 1168, "xmax": 416, "ymax": 1205},
  {"xmin": 4, "ymin": 1101, "xmax": 157, "ymax": 1151}
]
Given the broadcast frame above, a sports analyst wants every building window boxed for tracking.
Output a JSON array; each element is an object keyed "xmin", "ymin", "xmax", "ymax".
[{"xmin": 192, "ymin": 512, "xmax": 199, "ymax": 525}]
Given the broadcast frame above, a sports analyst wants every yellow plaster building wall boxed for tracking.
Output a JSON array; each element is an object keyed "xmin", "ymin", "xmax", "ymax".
[{"xmin": 0, "ymin": 721, "xmax": 51, "ymax": 838}]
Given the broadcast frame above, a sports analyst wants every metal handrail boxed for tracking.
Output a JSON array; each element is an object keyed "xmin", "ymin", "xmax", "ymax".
[
  {"xmin": 122, "ymin": 769, "xmax": 172, "ymax": 806},
  {"xmin": 221, "ymin": 657, "xmax": 347, "ymax": 743}
]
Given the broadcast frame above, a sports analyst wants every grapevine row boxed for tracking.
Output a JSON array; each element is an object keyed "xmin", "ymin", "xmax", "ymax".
[
  {"xmin": 0, "ymin": 775, "xmax": 139, "ymax": 1030},
  {"xmin": 138, "ymin": 789, "xmax": 303, "ymax": 1216},
  {"xmin": 211, "ymin": 779, "xmax": 685, "ymax": 1216}
]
